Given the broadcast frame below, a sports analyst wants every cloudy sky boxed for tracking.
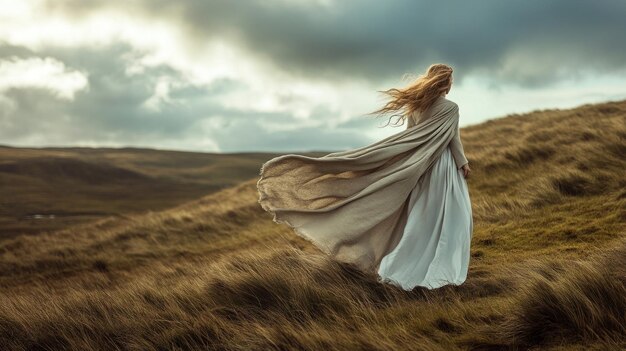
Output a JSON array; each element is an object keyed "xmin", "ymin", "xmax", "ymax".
[{"xmin": 1, "ymin": 0, "xmax": 625, "ymax": 153}]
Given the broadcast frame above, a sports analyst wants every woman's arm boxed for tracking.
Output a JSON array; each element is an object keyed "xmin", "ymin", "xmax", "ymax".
[{"xmin": 450, "ymin": 126, "xmax": 469, "ymax": 169}]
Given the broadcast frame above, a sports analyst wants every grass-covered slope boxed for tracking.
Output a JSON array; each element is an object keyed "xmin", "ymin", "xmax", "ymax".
[
  {"xmin": 0, "ymin": 98, "xmax": 624, "ymax": 350},
  {"xmin": 0, "ymin": 146, "xmax": 326, "ymax": 238}
]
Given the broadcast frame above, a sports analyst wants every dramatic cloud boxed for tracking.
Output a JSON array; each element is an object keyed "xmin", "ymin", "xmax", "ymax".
[
  {"xmin": 45, "ymin": 0, "xmax": 626, "ymax": 86},
  {"xmin": 0, "ymin": 56, "xmax": 87, "ymax": 100},
  {"xmin": 1, "ymin": 0, "xmax": 625, "ymax": 152}
]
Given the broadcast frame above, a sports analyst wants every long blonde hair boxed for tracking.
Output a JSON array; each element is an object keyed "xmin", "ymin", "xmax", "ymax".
[{"xmin": 368, "ymin": 63, "xmax": 453, "ymax": 127}]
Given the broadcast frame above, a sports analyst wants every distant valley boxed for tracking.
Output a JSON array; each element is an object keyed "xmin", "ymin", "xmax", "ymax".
[{"xmin": 0, "ymin": 146, "xmax": 328, "ymax": 238}]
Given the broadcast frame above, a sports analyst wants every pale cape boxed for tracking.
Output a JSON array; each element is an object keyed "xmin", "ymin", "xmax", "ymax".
[{"xmin": 256, "ymin": 96, "xmax": 461, "ymax": 273}]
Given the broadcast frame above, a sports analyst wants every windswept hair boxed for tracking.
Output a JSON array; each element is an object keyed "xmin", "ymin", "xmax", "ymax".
[{"xmin": 368, "ymin": 63, "xmax": 453, "ymax": 127}]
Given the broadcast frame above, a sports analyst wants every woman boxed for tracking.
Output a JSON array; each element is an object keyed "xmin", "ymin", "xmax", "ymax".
[{"xmin": 257, "ymin": 63, "xmax": 473, "ymax": 290}]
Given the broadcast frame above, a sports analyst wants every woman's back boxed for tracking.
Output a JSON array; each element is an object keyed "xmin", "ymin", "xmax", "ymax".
[{"xmin": 407, "ymin": 95, "xmax": 448, "ymax": 128}]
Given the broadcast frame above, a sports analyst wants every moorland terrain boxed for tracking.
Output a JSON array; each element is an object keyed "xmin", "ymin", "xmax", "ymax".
[{"xmin": 0, "ymin": 98, "xmax": 624, "ymax": 350}]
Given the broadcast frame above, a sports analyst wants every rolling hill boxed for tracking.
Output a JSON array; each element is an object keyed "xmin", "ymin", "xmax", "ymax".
[
  {"xmin": 0, "ymin": 146, "xmax": 327, "ymax": 238},
  {"xmin": 0, "ymin": 98, "xmax": 624, "ymax": 350}
]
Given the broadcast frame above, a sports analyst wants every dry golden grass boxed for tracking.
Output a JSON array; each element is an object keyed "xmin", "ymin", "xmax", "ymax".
[{"xmin": 0, "ymin": 98, "xmax": 624, "ymax": 350}]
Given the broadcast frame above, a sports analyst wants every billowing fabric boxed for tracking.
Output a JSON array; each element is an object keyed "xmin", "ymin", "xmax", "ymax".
[
  {"xmin": 257, "ymin": 95, "xmax": 462, "ymax": 272},
  {"xmin": 377, "ymin": 145, "xmax": 473, "ymax": 290}
]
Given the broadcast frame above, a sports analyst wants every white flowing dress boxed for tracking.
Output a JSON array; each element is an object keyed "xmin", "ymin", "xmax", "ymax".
[{"xmin": 377, "ymin": 144, "xmax": 473, "ymax": 290}]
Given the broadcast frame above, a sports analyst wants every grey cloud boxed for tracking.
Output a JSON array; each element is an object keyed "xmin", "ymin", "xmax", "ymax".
[
  {"xmin": 5, "ymin": 1, "xmax": 626, "ymax": 152},
  {"xmin": 0, "ymin": 43, "xmax": 221, "ymax": 146},
  {"xmin": 199, "ymin": 100, "xmax": 380, "ymax": 152},
  {"xmin": 206, "ymin": 118, "xmax": 374, "ymax": 153},
  {"xmin": 0, "ymin": 42, "xmax": 36, "ymax": 57},
  {"xmin": 46, "ymin": 0, "xmax": 626, "ymax": 88},
  {"xmin": 0, "ymin": 41, "xmax": 374, "ymax": 152}
]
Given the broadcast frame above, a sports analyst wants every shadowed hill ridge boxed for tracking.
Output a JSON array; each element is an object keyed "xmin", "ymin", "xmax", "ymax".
[
  {"xmin": 0, "ymin": 156, "xmax": 151, "ymax": 183},
  {"xmin": 0, "ymin": 98, "xmax": 624, "ymax": 350}
]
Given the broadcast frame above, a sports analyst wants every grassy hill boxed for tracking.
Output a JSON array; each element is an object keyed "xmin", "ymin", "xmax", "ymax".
[
  {"xmin": 0, "ymin": 146, "xmax": 327, "ymax": 238},
  {"xmin": 0, "ymin": 98, "xmax": 624, "ymax": 350}
]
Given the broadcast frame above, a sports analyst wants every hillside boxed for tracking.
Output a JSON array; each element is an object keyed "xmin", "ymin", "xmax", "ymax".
[
  {"xmin": 0, "ymin": 146, "xmax": 327, "ymax": 238},
  {"xmin": 0, "ymin": 98, "xmax": 624, "ymax": 350}
]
